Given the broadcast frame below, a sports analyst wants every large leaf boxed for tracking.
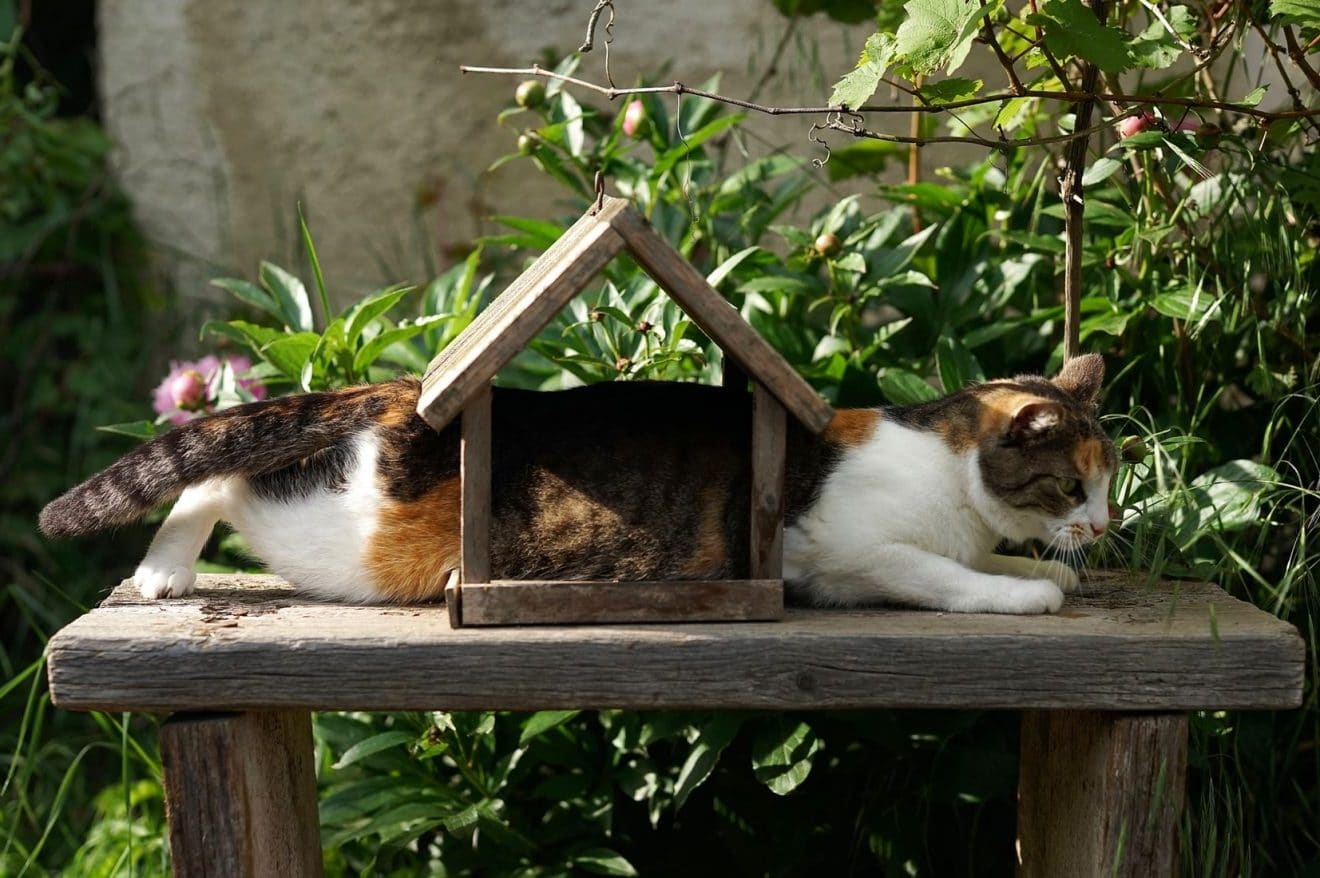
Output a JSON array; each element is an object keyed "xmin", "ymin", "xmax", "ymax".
[
  {"xmin": 1131, "ymin": 5, "xmax": 1197, "ymax": 70},
  {"xmin": 1187, "ymin": 461, "xmax": 1279, "ymax": 532},
  {"xmin": 895, "ymin": 0, "xmax": 996, "ymax": 76},
  {"xmin": 918, "ymin": 77, "xmax": 983, "ymax": 105},
  {"xmin": 573, "ymin": 848, "xmax": 640, "ymax": 877},
  {"xmin": 879, "ymin": 368, "xmax": 941, "ymax": 404},
  {"xmin": 751, "ymin": 720, "xmax": 824, "ymax": 796},
  {"xmin": 1027, "ymin": 0, "xmax": 1135, "ymax": 73},
  {"xmin": 1270, "ymin": 0, "xmax": 1320, "ymax": 26},
  {"xmin": 673, "ymin": 714, "xmax": 742, "ymax": 810},
  {"xmin": 210, "ymin": 277, "xmax": 282, "ymax": 322},
  {"xmin": 259, "ymin": 261, "xmax": 314, "ymax": 331},
  {"xmin": 345, "ymin": 284, "xmax": 415, "ymax": 347},
  {"xmin": 519, "ymin": 710, "xmax": 581, "ymax": 745},
  {"xmin": 332, "ymin": 731, "xmax": 414, "ymax": 769},
  {"xmin": 829, "ymin": 32, "xmax": 898, "ymax": 109}
]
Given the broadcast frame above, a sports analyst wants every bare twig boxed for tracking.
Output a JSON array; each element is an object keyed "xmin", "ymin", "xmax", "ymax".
[
  {"xmin": 1284, "ymin": 26, "xmax": 1320, "ymax": 93},
  {"xmin": 459, "ymin": 64, "xmax": 1320, "ymax": 121},
  {"xmin": 579, "ymin": 0, "xmax": 614, "ymax": 53},
  {"xmin": 821, "ymin": 113, "xmax": 1115, "ymax": 149},
  {"xmin": 980, "ymin": 2, "xmax": 1025, "ymax": 94}
]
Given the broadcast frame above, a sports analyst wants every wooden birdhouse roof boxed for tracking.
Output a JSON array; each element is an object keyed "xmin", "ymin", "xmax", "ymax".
[{"xmin": 416, "ymin": 195, "xmax": 834, "ymax": 433}]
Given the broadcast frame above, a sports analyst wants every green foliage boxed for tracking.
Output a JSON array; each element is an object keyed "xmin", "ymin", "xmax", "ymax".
[{"xmin": 5, "ymin": 0, "xmax": 1319, "ymax": 874}]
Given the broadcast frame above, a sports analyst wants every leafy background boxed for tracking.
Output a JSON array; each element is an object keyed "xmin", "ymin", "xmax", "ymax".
[{"xmin": 3, "ymin": 0, "xmax": 1318, "ymax": 875}]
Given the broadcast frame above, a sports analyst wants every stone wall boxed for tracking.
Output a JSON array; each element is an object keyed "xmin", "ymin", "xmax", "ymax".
[{"xmin": 99, "ymin": 0, "xmax": 876, "ymax": 309}]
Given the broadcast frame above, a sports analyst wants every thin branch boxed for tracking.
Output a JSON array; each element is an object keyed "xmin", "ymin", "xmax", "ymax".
[
  {"xmin": 1284, "ymin": 26, "xmax": 1320, "ymax": 93},
  {"xmin": 980, "ymin": 1, "xmax": 1025, "ymax": 93},
  {"xmin": 822, "ymin": 113, "xmax": 1115, "ymax": 150},
  {"xmin": 1060, "ymin": 0, "xmax": 1107, "ymax": 360},
  {"xmin": 747, "ymin": 17, "xmax": 799, "ymax": 105},
  {"xmin": 579, "ymin": 0, "xmax": 614, "ymax": 53},
  {"xmin": 460, "ymin": 64, "xmax": 1320, "ymax": 121}
]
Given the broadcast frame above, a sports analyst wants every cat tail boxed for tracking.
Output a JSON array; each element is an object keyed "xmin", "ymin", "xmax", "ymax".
[{"xmin": 38, "ymin": 379, "xmax": 419, "ymax": 537}]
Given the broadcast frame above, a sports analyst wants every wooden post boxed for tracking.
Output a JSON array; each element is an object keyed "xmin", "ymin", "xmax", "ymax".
[
  {"xmin": 160, "ymin": 711, "xmax": 321, "ymax": 878},
  {"xmin": 722, "ymin": 357, "xmax": 749, "ymax": 391},
  {"xmin": 1017, "ymin": 711, "xmax": 1187, "ymax": 878},
  {"xmin": 454, "ymin": 385, "xmax": 493, "ymax": 627},
  {"xmin": 750, "ymin": 382, "xmax": 787, "ymax": 580}
]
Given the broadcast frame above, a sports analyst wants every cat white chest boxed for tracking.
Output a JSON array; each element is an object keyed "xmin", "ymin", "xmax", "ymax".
[{"xmin": 785, "ymin": 420, "xmax": 995, "ymax": 582}]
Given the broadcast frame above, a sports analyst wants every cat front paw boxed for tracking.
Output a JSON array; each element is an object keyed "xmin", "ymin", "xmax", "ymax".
[
  {"xmin": 1040, "ymin": 560, "xmax": 1080, "ymax": 594},
  {"xmin": 1000, "ymin": 579, "xmax": 1064, "ymax": 614},
  {"xmin": 134, "ymin": 562, "xmax": 197, "ymax": 599}
]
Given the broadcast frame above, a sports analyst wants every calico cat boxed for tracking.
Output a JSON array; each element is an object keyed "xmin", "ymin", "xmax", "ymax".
[{"xmin": 39, "ymin": 354, "xmax": 1115, "ymax": 614}]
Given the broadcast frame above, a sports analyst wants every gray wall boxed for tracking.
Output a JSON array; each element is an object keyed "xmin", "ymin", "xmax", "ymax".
[{"xmin": 100, "ymin": 1, "xmax": 875, "ymax": 308}]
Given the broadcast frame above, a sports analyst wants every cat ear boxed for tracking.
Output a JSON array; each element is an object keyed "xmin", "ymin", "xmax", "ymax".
[
  {"xmin": 1007, "ymin": 400, "xmax": 1063, "ymax": 444},
  {"xmin": 1053, "ymin": 353, "xmax": 1105, "ymax": 404}
]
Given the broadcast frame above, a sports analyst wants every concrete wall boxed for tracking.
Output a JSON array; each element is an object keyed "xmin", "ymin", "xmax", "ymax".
[{"xmin": 99, "ymin": 0, "xmax": 873, "ymax": 309}]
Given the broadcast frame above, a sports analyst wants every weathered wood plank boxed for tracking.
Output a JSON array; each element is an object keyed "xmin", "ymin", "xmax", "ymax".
[
  {"xmin": 750, "ymin": 383, "xmax": 787, "ymax": 580},
  {"xmin": 416, "ymin": 198, "xmax": 628, "ymax": 431},
  {"xmin": 721, "ymin": 358, "xmax": 748, "ymax": 391},
  {"xmin": 459, "ymin": 579, "xmax": 783, "ymax": 626},
  {"xmin": 1018, "ymin": 711, "xmax": 1187, "ymax": 877},
  {"xmin": 160, "ymin": 711, "xmax": 321, "ymax": 878},
  {"xmin": 460, "ymin": 386, "xmax": 492, "ymax": 586},
  {"xmin": 609, "ymin": 204, "xmax": 834, "ymax": 434},
  {"xmin": 46, "ymin": 573, "xmax": 1304, "ymax": 713}
]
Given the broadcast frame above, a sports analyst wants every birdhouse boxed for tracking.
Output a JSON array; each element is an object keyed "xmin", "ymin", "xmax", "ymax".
[{"xmin": 417, "ymin": 195, "xmax": 835, "ymax": 627}]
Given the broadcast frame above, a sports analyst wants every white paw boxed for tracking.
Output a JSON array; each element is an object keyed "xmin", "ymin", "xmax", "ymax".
[
  {"xmin": 1000, "ymin": 579, "xmax": 1064, "ymax": 615},
  {"xmin": 134, "ymin": 562, "xmax": 197, "ymax": 599},
  {"xmin": 1040, "ymin": 560, "xmax": 1080, "ymax": 594}
]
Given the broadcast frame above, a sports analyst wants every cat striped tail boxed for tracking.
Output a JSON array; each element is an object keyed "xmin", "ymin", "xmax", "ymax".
[{"xmin": 38, "ymin": 379, "xmax": 419, "ymax": 537}]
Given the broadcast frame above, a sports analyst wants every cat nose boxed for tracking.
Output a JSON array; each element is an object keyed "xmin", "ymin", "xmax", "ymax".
[{"xmin": 1091, "ymin": 522, "xmax": 1107, "ymax": 537}]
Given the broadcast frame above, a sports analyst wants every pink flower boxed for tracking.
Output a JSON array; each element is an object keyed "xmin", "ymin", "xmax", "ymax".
[
  {"xmin": 622, "ymin": 100, "xmax": 646, "ymax": 138},
  {"xmin": 153, "ymin": 355, "xmax": 266, "ymax": 424}
]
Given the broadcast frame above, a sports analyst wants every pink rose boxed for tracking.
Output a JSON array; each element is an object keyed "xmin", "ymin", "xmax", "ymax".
[{"xmin": 153, "ymin": 355, "xmax": 266, "ymax": 424}]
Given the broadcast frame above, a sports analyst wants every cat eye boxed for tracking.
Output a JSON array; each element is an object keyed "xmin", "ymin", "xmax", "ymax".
[{"xmin": 1056, "ymin": 476, "xmax": 1081, "ymax": 495}]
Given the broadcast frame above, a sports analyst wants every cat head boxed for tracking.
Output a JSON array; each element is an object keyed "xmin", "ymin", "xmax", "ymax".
[{"xmin": 965, "ymin": 354, "xmax": 1117, "ymax": 551}]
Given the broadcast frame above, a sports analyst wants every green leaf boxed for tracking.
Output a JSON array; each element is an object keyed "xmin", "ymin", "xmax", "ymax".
[
  {"xmin": 1081, "ymin": 157, "xmax": 1124, "ymax": 187},
  {"xmin": 352, "ymin": 323, "xmax": 432, "ymax": 372},
  {"xmin": 96, "ymin": 420, "xmax": 162, "ymax": 440},
  {"xmin": 829, "ymin": 32, "xmax": 898, "ymax": 109},
  {"xmin": 1150, "ymin": 287, "xmax": 1222, "ymax": 323},
  {"xmin": 493, "ymin": 216, "xmax": 565, "ymax": 248},
  {"xmin": 262, "ymin": 332, "xmax": 321, "ymax": 379},
  {"xmin": 935, "ymin": 337, "xmax": 984, "ymax": 391},
  {"xmin": 210, "ymin": 278, "xmax": 282, "ymax": 322},
  {"xmin": 654, "ymin": 114, "xmax": 744, "ymax": 176},
  {"xmin": 918, "ymin": 77, "xmax": 983, "ymax": 105},
  {"xmin": 574, "ymin": 848, "xmax": 640, "ymax": 877},
  {"xmin": 297, "ymin": 204, "xmax": 331, "ymax": 329},
  {"xmin": 751, "ymin": 720, "xmax": 824, "ymax": 796},
  {"xmin": 895, "ymin": 0, "xmax": 997, "ymax": 76},
  {"xmin": 824, "ymin": 139, "xmax": 904, "ymax": 180},
  {"xmin": 1187, "ymin": 461, "xmax": 1279, "ymax": 531},
  {"xmin": 1131, "ymin": 5, "xmax": 1196, "ymax": 70},
  {"xmin": 200, "ymin": 319, "xmax": 282, "ymax": 353},
  {"xmin": 345, "ymin": 285, "xmax": 415, "ymax": 347},
  {"xmin": 879, "ymin": 368, "xmax": 941, "ymax": 404},
  {"xmin": 707, "ymin": 245, "xmax": 761, "ymax": 289},
  {"xmin": 519, "ymin": 710, "xmax": 581, "ymax": 745},
  {"xmin": 1270, "ymin": 0, "xmax": 1320, "ymax": 26},
  {"xmin": 1239, "ymin": 85, "xmax": 1268, "ymax": 108},
  {"xmin": 673, "ymin": 714, "xmax": 742, "ymax": 810},
  {"xmin": 332, "ymin": 731, "xmax": 414, "ymax": 769},
  {"xmin": 1027, "ymin": 0, "xmax": 1135, "ymax": 73},
  {"xmin": 259, "ymin": 261, "xmax": 314, "ymax": 331}
]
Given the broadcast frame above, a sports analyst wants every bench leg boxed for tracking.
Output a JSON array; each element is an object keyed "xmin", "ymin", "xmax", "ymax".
[
  {"xmin": 160, "ymin": 710, "xmax": 322, "ymax": 877},
  {"xmin": 1017, "ymin": 710, "xmax": 1187, "ymax": 877}
]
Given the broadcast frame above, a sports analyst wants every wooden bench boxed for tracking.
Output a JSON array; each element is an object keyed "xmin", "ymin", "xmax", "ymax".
[{"xmin": 46, "ymin": 571, "xmax": 1303, "ymax": 877}]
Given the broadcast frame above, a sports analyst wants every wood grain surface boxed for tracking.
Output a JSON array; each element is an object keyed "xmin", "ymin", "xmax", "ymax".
[
  {"xmin": 1018, "ymin": 711, "xmax": 1187, "ymax": 877},
  {"xmin": 459, "ymin": 579, "xmax": 783, "ymax": 626},
  {"xmin": 160, "ymin": 711, "xmax": 321, "ymax": 877},
  {"xmin": 47, "ymin": 572, "xmax": 1303, "ymax": 713},
  {"xmin": 416, "ymin": 198, "xmax": 628, "ymax": 431}
]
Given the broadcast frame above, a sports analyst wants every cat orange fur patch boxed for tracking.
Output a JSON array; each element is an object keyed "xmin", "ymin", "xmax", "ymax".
[
  {"xmin": 365, "ymin": 476, "xmax": 461, "ymax": 602},
  {"xmin": 680, "ymin": 486, "xmax": 728, "ymax": 577},
  {"xmin": 1072, "ymin": 437, "xmax": 1106, "ymax": 479},
  {"xmin": 823, "ymin": 409, "xmax": 880, "ymax": 447}
]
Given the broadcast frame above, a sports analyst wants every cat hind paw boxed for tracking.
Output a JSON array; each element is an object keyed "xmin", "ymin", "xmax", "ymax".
[{"xmin": 134, "ymin": 562, "xmax": 197, "ymax": 599}]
